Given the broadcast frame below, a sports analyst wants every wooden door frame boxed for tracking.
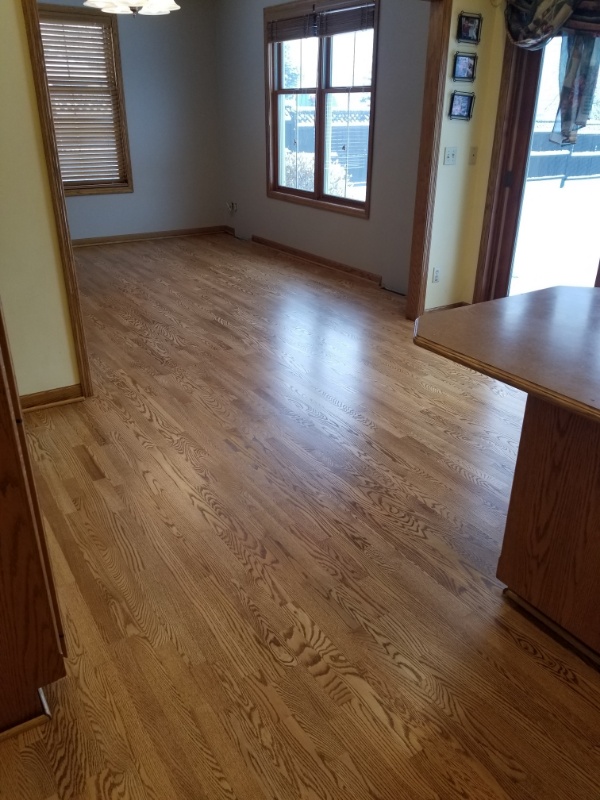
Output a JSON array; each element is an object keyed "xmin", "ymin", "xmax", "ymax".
[
  {"xmin": 19, "ymin": 0, "xmax": 93, "ymax": 399},
  {"xmin": 472, "ymin": 42, "xmax": 543, "ymax": 302},
  {"xmin": 406, "ymin": 0, "xmax": 453, "ymax": 321}
]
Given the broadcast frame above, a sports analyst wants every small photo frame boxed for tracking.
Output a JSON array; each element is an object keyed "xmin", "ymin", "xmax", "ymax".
[
  {"xmin": 453, "ymin": 52, "xmax": 477, "ymax": 82},
  {"xmin": 449, "ymin": 91, "xmax": 475, "ymax": 120},
  {"xmin": 457, "ymin": 12, "xmax": 482, "ymax": 44}
]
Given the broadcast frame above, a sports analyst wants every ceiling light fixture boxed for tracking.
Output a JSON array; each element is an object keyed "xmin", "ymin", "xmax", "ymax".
[{"xmin": 83, "ymin": 0, "xmax": 180, "ymax": 14}]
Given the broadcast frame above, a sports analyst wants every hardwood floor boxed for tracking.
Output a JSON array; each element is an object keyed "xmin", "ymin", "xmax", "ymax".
[{"xmin": 1, "ymin": 233, "xmax": 599, "ymax": 799}]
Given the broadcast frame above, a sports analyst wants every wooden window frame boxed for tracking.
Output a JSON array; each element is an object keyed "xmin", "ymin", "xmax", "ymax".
[
  {"xmin": 38, "ymin": 4, "xmax": 133, "ymax": 197},
  {"xmin": 264, "ymin": 1, "xmax": 379, "ymax": 219}
]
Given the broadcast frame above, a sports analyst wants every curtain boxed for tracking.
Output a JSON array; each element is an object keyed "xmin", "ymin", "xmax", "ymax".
[
  {"xmin": 550, "ymin": 30, "xmax": 600, "ymax": 144},
  {"xmin": 506, "ymin": 0, "xmax": 600, "ymax": 144},
  {"xmin": 505, "ymin": 0, "xmax": 583, "ymax": 50}
]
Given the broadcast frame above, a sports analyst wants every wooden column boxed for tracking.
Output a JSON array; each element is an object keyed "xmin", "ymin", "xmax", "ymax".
[{"xmin": 497, "ymin": 394, "xmax": 600, "ymax": 653}]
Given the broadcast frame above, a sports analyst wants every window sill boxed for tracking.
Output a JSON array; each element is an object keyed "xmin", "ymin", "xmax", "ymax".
[
  {"xmin": 267, "ymin": 189, "xmax": 370, "ymax": 220},
  {"xmin": 64, "ymin": 183, "xmax": 133, "ymax": 197}
]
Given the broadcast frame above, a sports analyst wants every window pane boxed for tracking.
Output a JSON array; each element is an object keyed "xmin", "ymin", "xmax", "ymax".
[
  {"xmin": 281, "ymin": 38, "xmax": 319, "ymax": 89},
  {"xmin": 324, "ymin": 92, "xmax": 371, "ymax": 202},
  {"xmin": 278, "ymin": 93, "xmax": 316, "ymax": 192},
  {"xmin": 330, "ymin": 30, "xmax": 374, "ymax": 88}
]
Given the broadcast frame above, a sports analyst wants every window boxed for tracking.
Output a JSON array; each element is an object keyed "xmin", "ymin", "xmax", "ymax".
[
  {"xmin": 265, "ymin": 1, "xmax": 378, "ymax": 217},
  {"xmin": 39, "ymin": 6, "xmax": 132, "ymax": 195}
]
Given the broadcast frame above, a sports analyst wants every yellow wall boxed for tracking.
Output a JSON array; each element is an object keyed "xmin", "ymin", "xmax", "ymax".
[
  {"xmin": 0, "ymin": 0, "xmax": 79, "ymax": 396},
  {"xmin": 425, "ymin": 0, "xmax": 506, "ymax": 310}
]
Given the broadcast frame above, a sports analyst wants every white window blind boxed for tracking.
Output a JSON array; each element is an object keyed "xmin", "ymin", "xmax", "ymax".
[{"xmin": 39, "ymin": 10, "xmax": 131, "ymax": 193}]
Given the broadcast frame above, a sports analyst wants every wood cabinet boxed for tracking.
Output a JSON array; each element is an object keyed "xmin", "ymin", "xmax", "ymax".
[
  {"xmin": 0, "ymin": 303, "xmax": 65, "ymax": 737},
  {"xmin": 414, "ymin": 287, "xmax": 600, "ymax": 658}
]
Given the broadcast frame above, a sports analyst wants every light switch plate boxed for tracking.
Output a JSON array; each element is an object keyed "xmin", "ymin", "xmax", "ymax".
[{"xmin": 443, "ymin": 147, "xmax": 457, "ymax": 166}]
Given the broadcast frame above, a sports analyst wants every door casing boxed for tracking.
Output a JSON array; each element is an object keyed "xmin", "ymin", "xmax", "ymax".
[
  {"xmin": 406, "ymin": 0, "xmax": 452, "ymax": 321},
  {"xmin": 19, "ymin": 0, "xmax": 93, "ymax": 398},
  {"xmin": 472, "ymin": 43, "xmax": 543, "ymax": 302}
]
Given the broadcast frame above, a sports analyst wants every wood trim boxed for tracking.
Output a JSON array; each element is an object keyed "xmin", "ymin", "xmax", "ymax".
[
  {"xmin": 425, "ymin": 301, "xmax": 469, "ymax": 313},
  {"xmin": 0, "ymin": 691, "xmax": 51, "ymax": 743},
  {"xmin": 72, "ymin": 226, "xmax": 235, "ymax": 248},
  {"xmin": 315, "ymin": 35, "xmax": 327, "ymax": 212},
  {"xmin": 20, "ymin": 0, "xmax": 93, "ymax": 397},
  {"xmin": 263, "ymin": 0, "xmax": 379, "ymax": 220},
  {"xmin": 251, "ymin": 235, "xmax": 382, "ymax": 284},
  {"xmin": 406, "ymin": 0, "xmax": 453, "ymax": 321},
  {"xmin": 266, "ymin": 189, "xmax": 369, "ymax": 218},
  {"xmin": 20, "ymin": 383, "xmax": 83, "ymax": 411},
  {"xmin": 413, "ymin": 333, "xmax": 600, "ymax": 425},
  {"xmin": 472, "ymin": 45, "xmax": 542, "ymax": 303},
  {"xmin": 38, "ymin": 4, "xmax": 133, "ymax": 197},
  {"xmin": 66, "ymin": 3, "xmax": 133, "ymax": 197},
  {"xmin": 66, "ymin": 184, "xmax": 134, "ymax": 197},
  {"xmin": 0, "ymin": 302, "xmax": 67, "ymax": 653},
  {"xmin": 503, "ymin": 590, "xmax": 600, "ymax": 669},
  {"xmin": 265, "ymin": 0, "xmax": 376, "ymax": 21},
  {"xmin": 264, "ymin": 15, "xmax": 275, "ymax": 207},
  {"xmin": 37, "ymin": 2, "xmax": 111, "ymax": 15},
  {"xmin": 364, "ymin": 0, "xmax": 379, "ymax": 219},
  {"xmin": 498, "ymin": 395, "xmax": 600, "ymax": 655},
  {"xmin": 0, "ymin": 305, "xmax": 65, "ymax": 732},
  {"xmin": 472, "ymin": 41, "xmax": 516, "ymax": 303}
]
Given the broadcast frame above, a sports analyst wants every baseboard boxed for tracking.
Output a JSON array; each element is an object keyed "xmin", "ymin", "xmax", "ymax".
[
  {"xmin": 425, "ymin": 302, "xmax": 470, "ymax": 313},
  {"xmin": 251, "ymin": 236, "xmax": 382, "ymax": 285},
  {"xmin": 20, "ymin": 383, "xmax": 84, "ymax": 412},
  {"xmin": 0, "ymin": 691, "xmax": 51, "ymax": 743},
  {"xmin": 72, "ymin": 226, "xmax": 235, "ymax": 248}
]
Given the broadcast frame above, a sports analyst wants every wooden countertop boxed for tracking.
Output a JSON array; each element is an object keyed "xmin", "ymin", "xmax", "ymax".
[{"xmin": 414, "ymin": 286, "xmax": 600, "ymax": 422}]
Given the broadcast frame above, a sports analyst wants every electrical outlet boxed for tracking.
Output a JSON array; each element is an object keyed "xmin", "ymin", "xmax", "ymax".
[
  {"xmin": 432, "ymin": 268, "xmax": 441, "ymax": 284},
  {"xmin": 469, "ymin": 146, "xmax": 478, "ymax": 166},
  {"xmin": 226, "ymin": 201, "xmax": 238, "ymax": 213},
  {"xmin": 443, "ymin": 147, "xmax": 457, "ymax": 166}
]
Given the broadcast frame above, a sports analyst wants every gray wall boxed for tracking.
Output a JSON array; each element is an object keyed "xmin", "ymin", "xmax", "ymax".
[
  {"xmin": 40, "ymin": 0, "xmax": 222, "ymax": 240},
  {"xmin": 214, "ymin": 0, "xmax": 429, "ymax": 293},
  {"xmin": 39, "ymin": 0, "xmax": 429, "ymax": 293}
]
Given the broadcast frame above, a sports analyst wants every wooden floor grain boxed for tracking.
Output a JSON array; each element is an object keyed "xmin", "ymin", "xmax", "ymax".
[{"xmin": 2, "ymin": 234, "xmax": 599, "ymax": 800}]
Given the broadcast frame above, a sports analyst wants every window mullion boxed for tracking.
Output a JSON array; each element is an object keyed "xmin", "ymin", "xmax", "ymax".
[
  {"xmin": 275, "ymin": 42, "xmax": 282, "ymax": 90},
  {"xmin": 326, "ymin": 85, "xmax": 372, "ymax": 94},
  {"xmin": 315, "ymin": 36, "xmax": 328, "ymax": 201},
  {"xmin": 271, "ymin": 43, "xmax": 280, "ymax": 192},
  {"xmin": 273, "ymin": 88, "xmax": 317, "ymax": 95}
]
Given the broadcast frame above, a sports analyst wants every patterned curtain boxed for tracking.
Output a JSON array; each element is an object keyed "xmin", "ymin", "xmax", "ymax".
[
  {"xmin": 505, "ymin": 0, "xmax": 583, "ymax": 50},
  {"xmin": 506, "ymin": 0, "xmax": 600, "ymax": 143},
  {"xmin": 550, "ymin": 31, "xmax": 600, "ymax": 144}
]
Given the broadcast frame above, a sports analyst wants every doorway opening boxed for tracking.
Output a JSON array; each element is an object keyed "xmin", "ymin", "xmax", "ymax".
[{"xmin": 509, "ymin": 36, "xmax": 600, "ymax": 296}]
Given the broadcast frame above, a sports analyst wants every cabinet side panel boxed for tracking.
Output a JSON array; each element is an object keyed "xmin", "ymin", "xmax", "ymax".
[
  {"xmin": 0, "ymin": 310, "xmax": 65, "ymax": 732},
  {"xmin": 498, "ymin": 395, "xmax": 600, "ymax": 653}
]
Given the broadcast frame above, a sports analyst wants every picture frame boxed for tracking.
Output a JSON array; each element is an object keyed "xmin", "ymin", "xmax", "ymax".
[
  {"xmin": 453, "ymin": 52, "xmax": 477, "ymax": 82},
  {"xmin": 457, "ymin": 12, "xmax": 482, "ymax": 44},
  {"xmin": 449, "ymin": 91, "xmax": 475, "ymax": 120}
]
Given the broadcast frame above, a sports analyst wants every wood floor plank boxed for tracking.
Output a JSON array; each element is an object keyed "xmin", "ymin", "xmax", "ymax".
[{"xmin": 2, "ymin": 234, "xmax": 600, "ymax": 799}]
